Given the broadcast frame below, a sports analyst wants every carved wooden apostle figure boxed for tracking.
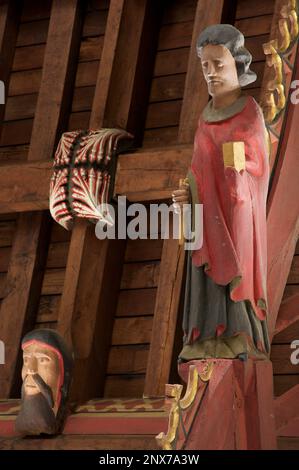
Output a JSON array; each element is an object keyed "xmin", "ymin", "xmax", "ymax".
[
  {"xmin": 15, "ymin": 329, "xmax": 73, "ymax": 436},
  {"xmin": 173, "ymin": 24, "xmax": 270, "ymax": 361}
]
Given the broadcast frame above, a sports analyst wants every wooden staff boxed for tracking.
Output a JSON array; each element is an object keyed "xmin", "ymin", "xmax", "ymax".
[{"xmin": 178, "ymin": 177, "xmax": 189, "ymax": 245}]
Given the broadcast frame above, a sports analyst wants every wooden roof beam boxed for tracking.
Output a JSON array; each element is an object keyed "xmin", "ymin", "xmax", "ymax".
[
  {"xmin": 0, "ymin": 0, "xmax": 83, "ymax": 398},
  {"xmin": 56, "ymin": 0, "xmax": 164, "ymax": 402},
  {"xmin": 144, "ymin": 0, "xmax": 226, "ymax": 397},
  {"xmin": 0, "ymin": 160, "xmax": 52, "ymax": 214},
  {"xmin": 0, "ymin": 0, "xmax": 20, "ymax": 126},
  {"xmin": 0, "ymin": 145, "xmax": 193, "ymax": 214}
]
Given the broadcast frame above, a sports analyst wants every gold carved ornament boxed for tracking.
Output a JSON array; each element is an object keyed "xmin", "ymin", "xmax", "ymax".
[
  {"xmin": 263, "ymin": 0, "xmax": 299, "ymax": 124},
  {"xmin": 156, "ymin": 362, "xmax": 214, "ymax": 450}
]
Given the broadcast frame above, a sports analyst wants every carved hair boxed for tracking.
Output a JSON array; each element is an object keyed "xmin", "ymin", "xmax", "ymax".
[{"xmin": 196, "ymin": 24, "xmax": 257, "ymax": 87}]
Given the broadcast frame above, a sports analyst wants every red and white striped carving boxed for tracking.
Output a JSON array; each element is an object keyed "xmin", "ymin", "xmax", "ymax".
[{"xmin": 49, "ymin": 128, "xmax": 133, "ymax": 230}]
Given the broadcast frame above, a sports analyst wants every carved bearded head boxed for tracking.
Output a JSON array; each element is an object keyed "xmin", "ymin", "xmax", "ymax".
[{"xmin": 15, "ymin": 329, "xmax": 73, "ymax": 436}]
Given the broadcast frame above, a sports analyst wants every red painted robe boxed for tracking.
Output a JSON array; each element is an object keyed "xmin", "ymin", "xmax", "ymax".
[{"xmin": 190, "ymin": 96, "xmax": 269, "ymax": 321}]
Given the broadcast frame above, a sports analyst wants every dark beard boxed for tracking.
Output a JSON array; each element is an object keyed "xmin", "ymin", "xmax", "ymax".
[{"xmin": 15, "ymin": 378, "xmax": 57, "ymax": 436}]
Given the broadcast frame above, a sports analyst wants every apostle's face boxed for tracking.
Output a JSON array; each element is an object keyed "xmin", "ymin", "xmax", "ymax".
[
  {"xmin": 22, "ymin": 342, "xmax": 60, "ymax": 414},
  {"xmin": 200, "ymin": 44, "xmax": 240, "ymax": 97}
]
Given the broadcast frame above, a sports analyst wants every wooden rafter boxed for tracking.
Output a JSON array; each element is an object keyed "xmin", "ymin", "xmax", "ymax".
[
  {"xmin": 0, "ymin": 0, "xmax": 82, "ymax": 398},
  {"xmin": 144, "ymin": 218, "xmax": 186, "ymax": 397},
  {"xmin": 144, "ymin": 0, "xmax": 226, "ymax": 397},
  {"xmin": 0, "ymin": 212, "xmax": 50, "ymax": 396},
  {"xmin": 0, "ymin": 0, "xmax": 20, "ymax": 126},
  {"xmin": 0, "ymin": 160, "xmax": 52, "ymax": 213},
  {"xmin": 0, "ymin": 145, "xmax": 193, "ymax": 214},
  {"xmin": 56, "ymin": 0, "xmax": 164, "ymax": 402},
  {"xmin": 115, "ymin": 145, "xmax": 192, "ymax": 201}
]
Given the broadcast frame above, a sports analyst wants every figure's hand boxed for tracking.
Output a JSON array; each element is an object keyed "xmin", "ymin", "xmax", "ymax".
[{"xmin": 172, "ymin": 180, "xmax": 190, "ymax": 214}]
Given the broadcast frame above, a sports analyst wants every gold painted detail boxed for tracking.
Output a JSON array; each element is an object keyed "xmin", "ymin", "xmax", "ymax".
[
  {"xmin": 262, "ymin": 0, "xmax": 299, "ymax": 124},
  {"xmin": 222, "ymin": 142, "xmax": 246, "ymax": 173},
  {"xmin": 156, "ymin": 363, "xmax": 214, "ymax": 450},
  {"xmin": 156, "ymin": 384, "xmax": 182, "ymax": 451},
  {"xmin": 180, "ymin": 366, "xmax": 199, "ymax": 409},
  {"xmin": 199, "ymin": 361, "xmax": 214, "ymax": 382},
  {"xmin": 279, "ymin": 0, "xmax": 298, "ymax": 52}
]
